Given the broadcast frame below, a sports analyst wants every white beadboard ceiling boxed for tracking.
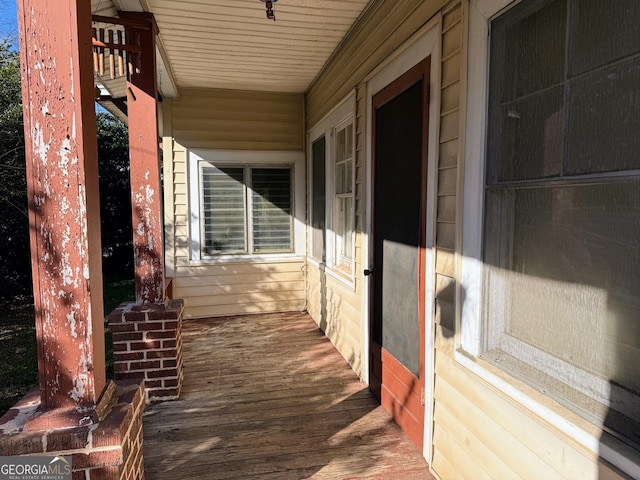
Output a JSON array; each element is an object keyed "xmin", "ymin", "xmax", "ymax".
[{"xmin": 92, "ymin": 0, "xmax": 372, "ymax": 97}]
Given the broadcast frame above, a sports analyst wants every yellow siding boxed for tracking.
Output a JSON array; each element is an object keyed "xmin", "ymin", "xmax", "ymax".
[
  {"xmin": 164, "ymin": 89, "xmax": 304, "ymax": 318},
  {"xmin": 171, "ymin": 88, "xmax": 303, "ymax": 150},
  {"xmin": 434, "ymin": 340, "xmax": 605, "ymax": 479},
  {"xmin": 305, "ymin": 263, "xmax": 363, "ymax": 376},
  {"xmin": 306, "ymin": 0, "xmax": 444, "ymax": 127},
  {"xmin": 172, "ymin": 260, "xmax": 305, "ymax": 319},
  {"xmin": 434, "ymin": 6, "xmax": 462, "ymax": 323}
]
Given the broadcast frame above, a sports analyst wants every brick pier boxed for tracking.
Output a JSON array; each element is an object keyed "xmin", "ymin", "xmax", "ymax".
[
  {"xmin": 0, "ymin": 381, "xmax": 145, "ymax": 480},
  {"xmin": 108, "ymin": 300, "xmax": 185, "ymax": 403}
]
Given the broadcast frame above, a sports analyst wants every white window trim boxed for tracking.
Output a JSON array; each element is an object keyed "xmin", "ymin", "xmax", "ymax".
[
  {"xmin": 460, "ymin": 1, "xmax": 640, "ymax": 476},
  {"xmin": 332, "ymin": 117, "xmax": 355, "ymax": 272},
  {"xmin": 307, "ymin": 93, "xmax": 357, "ymax": 287},
  {"xmin": 188, "ymin": 149, "xmax": 306, "ymax": 264}
]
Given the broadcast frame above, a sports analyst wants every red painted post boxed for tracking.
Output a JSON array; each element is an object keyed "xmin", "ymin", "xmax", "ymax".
[
  {"xmin": 16, "ymin": 0, "xmax": 106, "ymax": 418},
  {"xmin": 121, "ymin": 12, "xmax": 165, "ymax": 304}
]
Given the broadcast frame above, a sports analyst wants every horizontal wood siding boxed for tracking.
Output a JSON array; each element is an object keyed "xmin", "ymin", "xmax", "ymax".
[
  {"xmin": 306, "ymin": 0, "xmax": 445, "ymax": 128},
  {"xmin": 164, "ymin": 89, "xmax": 305, "ymax": 318},
  {"xmin": 434, "ymin": 2, "xmax": 461, "ymax": 337},
  {"xmin": 305, "ymin": 263, "xmax": 363, "ymax": 377},
  {"xmin": 173, "ymin": 260, "xmax": 305, "ymax": 319},
  {"xmin": 171, "ymin": 88, "xmax": 303, "ymax": 150},
  {"xmin": 305, "ymin": 83, "xmax": 368, "ymax": 377}
]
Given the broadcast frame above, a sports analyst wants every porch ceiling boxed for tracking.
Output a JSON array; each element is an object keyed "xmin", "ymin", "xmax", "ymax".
[{"xmin": 93, "ymin": 0, "xmax": 372, "ymax": 97}]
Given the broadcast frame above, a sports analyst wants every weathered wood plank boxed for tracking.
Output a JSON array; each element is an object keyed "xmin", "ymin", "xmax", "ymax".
[{"xmin": 144, "ymin": 312, "xmax": 434, "ymax": 480}]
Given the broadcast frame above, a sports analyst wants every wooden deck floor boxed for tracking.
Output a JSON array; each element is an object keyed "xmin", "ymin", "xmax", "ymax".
[{"xmin": 143, "ymin": 312, "xmax": 434, "ymax": 479}]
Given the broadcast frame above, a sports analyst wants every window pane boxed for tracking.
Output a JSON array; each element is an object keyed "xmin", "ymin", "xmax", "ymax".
[
  {"xmin": 492, "ymin": 87, "xmax": 564, "ymax": 182},
  {"xmin": 336, "ymin": 123, "xmax": 354, "ymax": 194},
  {"xmin": 312, "ymin": 137, "xmax": 326, "ymax": 262},
  {"xmin": 488, "ymin": 0, "xmax": 566, "ymax": 183},
  {"xmin": 567, "ymin": 57, "xmax": 640, "ymax": 174},
  {"xmin": 485, "ymin": 181, "xmax": 640, "ymax": 434},
  {"xmin": 251, "ymin": 168, "xmax": 292, "ymax": 253},
  {"xmin": 341, "ymin": 196, "xmax": 353, "ymax": 263},
  {"xmin": 202, "ymin": 166, "xmax": 246, "ymax": 254},
  {"xmin": 570, "ymin": 0, "xmax": 640, "ymax": 76},
  {"xmin": 494, "ymin": 0, "xmax": 566, "ymax": 102},
  {"xmin": 336, "ymin": 128, "xmax": 346, "ymax": 163},
  {"xmin": 336, "ymin": 161, "xmax": 353, "ymax": 195}
]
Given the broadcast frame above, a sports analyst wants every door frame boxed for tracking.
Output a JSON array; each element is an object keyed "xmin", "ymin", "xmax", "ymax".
[{"xmin": 363, "ymin": 19, "xmax": 441, "ymax": 459}]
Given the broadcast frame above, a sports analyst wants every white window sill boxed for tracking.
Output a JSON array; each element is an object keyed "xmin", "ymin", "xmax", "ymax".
[
  {"xmin": 307, "ymin": 258, "xmax": 356, "ymax": 291},
  {"xmin": 190, "ymin": 253, "xmax": 306, "ymax": 266}
]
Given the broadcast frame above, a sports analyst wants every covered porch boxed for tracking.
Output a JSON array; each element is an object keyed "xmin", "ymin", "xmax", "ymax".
[
  {"xmin": 143, "ymin": 312, "xmax": 432, "ymax": 479},
  {"xmin": 3, "ymin": 0, "xmax": 450, "ymax": 477}
]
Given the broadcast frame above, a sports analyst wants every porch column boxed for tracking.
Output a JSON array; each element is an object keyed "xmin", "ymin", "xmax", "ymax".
[
  {"xmin": 17, "ymin": 0, "xmax": 105, "ymax": 422},
  {"xmin": 106, "ymin": 12, "xmax": 184, "ymax": 403},
  {"xmin": 121, "ymin": 12, "xmax": 165, "ymax": 304}
]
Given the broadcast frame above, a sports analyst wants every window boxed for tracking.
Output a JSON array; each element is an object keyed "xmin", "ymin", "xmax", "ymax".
[
  {"xmin": 333, "ymin": 122, "xmax": 354, "ymax": 270},
  {"xmin": 308, "ymin": 94, "xmax": 356, "ymax": 278},
  {"xmin": 201, "ymin": 165, "xmax": 292, "ymax": 255},
  {"xmin": 189, "ymin": 150, "xmax": 305, "ymax": 261},
  {"xmin": 479, "ymin": 0, "xmax": 640, "ymax": 446},
  {"xmin": 311, "ymin": 136, "xmax": 326, "ymax": 262}
]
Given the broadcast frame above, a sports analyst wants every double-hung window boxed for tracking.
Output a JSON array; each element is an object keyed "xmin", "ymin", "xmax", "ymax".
[
  {"xmin": 333, "ymin": 121, "xmax": 354, "ymax": 271},
  {"xmin": 201, "ymin": 165, "xmax": 292, "ymax": 255},
  {"xmin": 309, "ymin": 94, "xmax": 356, "ymax": 279},
  {"xmin": 189, "ymin": 150, "xmax": 305, "ymax": 261},
  {"xmin": 463, "ymin": 0, "xmax": 640, "ymax": 454}
]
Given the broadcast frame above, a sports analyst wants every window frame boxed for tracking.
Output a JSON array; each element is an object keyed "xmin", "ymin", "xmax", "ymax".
[
  {"xmin": 199, "ymin": 164, "xmax": 293, "ymax": 256},
  {"xmin": 307, "ymin": 93, "xmax": 357, "ymax": 285},
  {"xmin": 188, "ymin": 149, "xmax": 305, "ymax": 263},
  {"xmin": 332, "ymin": 117, "xmax": 355, "ymax": 273},
  {"xmin": 460, "ymin": 0, "xmax": 640, "ymax": 476}
]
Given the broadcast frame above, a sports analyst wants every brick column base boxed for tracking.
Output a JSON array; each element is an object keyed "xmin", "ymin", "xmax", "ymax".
[
  {"xmin": 0, "ymin": 380, "xmax": 145, "ymax": 480},
  {"xmin": 108, "ymin": 300, "xmax": 184, "ymax": 403}
]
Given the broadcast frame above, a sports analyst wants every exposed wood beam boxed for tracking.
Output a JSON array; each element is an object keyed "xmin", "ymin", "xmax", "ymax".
[{"xmin": 92, "ymin": 14, "xmax": 152, "ymax": 30}]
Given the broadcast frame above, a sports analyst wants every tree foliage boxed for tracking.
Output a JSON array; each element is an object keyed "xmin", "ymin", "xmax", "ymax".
[
  {"xmin": 96, "ymin": 112, "xmax": 133, "ymax": 278},
  {"xmin": 0, "ymin": 40, "xmax": 29, "ymax": 300},
  {"xmin": 0, "ymin": 39, "xmax": 133, "ymax": 302}
]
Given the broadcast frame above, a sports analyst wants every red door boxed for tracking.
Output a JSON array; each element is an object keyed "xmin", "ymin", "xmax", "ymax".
[{"xmin": 370, "ymin": 58, "xmax": 430, "ymax": 451}]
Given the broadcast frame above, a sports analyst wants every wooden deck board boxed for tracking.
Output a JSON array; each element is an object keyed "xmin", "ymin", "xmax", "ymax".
[{"xmin": 143, "ymin": 312, "xmax": 434, "ymax": 479}]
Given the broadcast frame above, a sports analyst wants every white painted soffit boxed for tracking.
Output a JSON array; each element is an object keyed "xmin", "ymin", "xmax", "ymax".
[
  {"xmin": 143, "ymin": 0, "xmax": 372, "ymax": 94},
  {"xmin": 93, "ymin": 0, "xmax": 372, "ymax": 97}
]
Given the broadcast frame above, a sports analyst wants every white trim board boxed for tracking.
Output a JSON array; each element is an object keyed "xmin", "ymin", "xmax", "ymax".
[
  {"xmin": 187, "ymin": 149, "xmax": 306, "ymax": 263},
  {"xmin": 364, "ymin": 19, "xmax": 442, "ymax": 461}
]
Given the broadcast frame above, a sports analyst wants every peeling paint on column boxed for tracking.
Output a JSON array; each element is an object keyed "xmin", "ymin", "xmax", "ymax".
[
  {"xmin": 17, "ymin": 0, "xmax": 106, "ymax": 415},
  {"xmin": 119, "ymin": 13, "xmax": 165, "ymax": 305}
]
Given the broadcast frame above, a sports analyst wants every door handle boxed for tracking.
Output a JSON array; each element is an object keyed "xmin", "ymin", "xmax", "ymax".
[{"xmin": 364, "ymin": 269, "xmax": 374, "ymax": 276}]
